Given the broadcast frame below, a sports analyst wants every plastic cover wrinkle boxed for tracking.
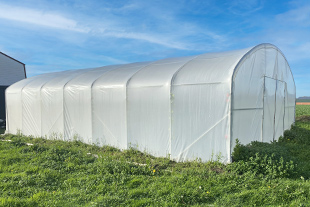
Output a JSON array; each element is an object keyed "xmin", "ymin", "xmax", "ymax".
[{"xmin": 177, "ymin": 113, "xmax": 229, "ymax": 160}]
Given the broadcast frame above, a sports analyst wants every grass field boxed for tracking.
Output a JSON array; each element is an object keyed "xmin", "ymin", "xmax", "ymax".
[
  {"xmin": 1, "ymin": 106, "xmax": 310, "ymax": 206},
  {"xmin": 296, "ymin": 105, "xmax": 310, "ymax": 117}
]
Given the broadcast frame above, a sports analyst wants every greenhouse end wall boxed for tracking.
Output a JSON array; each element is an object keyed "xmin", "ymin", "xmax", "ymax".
[
  {"xmin": 231, "ymin": 45, "xmax": 295, "ymax": 155},
  {"xmin": 6, "ymin": 44, "xmax": 295, "ymax": 163}
]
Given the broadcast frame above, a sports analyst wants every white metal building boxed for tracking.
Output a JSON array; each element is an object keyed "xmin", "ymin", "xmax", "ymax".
[
  {"xmin": 5, "ymin": 44, "xmax": 295, "ymax": 162},
  {"xmin": 0, "ymin": 52, "xmax": 26, "ymax": 120}
]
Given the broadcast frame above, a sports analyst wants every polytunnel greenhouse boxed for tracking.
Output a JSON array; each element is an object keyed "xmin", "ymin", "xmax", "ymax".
[{"xmin": 5, "ymin": 43, "xmax": 295, "ymax": 163}]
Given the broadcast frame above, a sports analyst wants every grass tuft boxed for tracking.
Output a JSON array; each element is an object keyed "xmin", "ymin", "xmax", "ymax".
[{"xmin": 0, "ymin": 105, "xmax": 310, "ymax": 206}]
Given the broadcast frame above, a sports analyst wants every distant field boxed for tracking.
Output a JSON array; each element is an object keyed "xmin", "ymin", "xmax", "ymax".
[
  {"xmin": 296, "ymin": 99, "xmax": 310, "ymax": 103},
  {"xmin": 297, "ymin": 102, "xmax": 310, "ymax": 105}
]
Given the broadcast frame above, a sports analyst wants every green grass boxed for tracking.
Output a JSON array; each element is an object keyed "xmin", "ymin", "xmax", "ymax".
[
  {"xmin": 296, "ymin": 105, "xmax": 310, "ymax": 117},
  {"xmin": 0, "ymin": 105, "xmax": 310, "ymax": 206}
]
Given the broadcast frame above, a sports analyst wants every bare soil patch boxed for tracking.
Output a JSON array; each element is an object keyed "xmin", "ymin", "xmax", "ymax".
[
  {"xmin": 297, "ymin": 102, "xmax": 310, "ymax": 105},
  {"xmin": 296, "ymin": 115, "xmax": 310, "ymax": 122}
]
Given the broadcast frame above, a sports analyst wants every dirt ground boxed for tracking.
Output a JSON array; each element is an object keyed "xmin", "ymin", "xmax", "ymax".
[{"xmin": 296, "ymin": 102, "xmax": 310, "ymax": 105}]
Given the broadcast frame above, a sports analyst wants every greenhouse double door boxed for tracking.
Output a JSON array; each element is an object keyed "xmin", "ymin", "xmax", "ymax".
[{"xmin": 262, "ymin": 77, "xmax": 286, "ymax": 142}]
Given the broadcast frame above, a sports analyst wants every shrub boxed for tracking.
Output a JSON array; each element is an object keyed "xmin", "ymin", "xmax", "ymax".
[
  {"xmin": 229, "ymin": 152, "xmax": 296, "ymax": 179},
  {"xmin": 230, "ymin": 139, "xmax": 297, "ymax": 179}
]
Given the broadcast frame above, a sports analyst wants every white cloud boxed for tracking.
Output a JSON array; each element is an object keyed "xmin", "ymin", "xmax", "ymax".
[
  {"xmin": 0, "ymin": 3, "xmax": 89, "ymax": 32},
  {"xmin": 276, "ymin": 6, "xmax": 310, "ymax": 27},
  {"xmin": 99, "ymin": 55, "xmax": 128, "ymax": 65},
  {"xmin": 0, "ymin": 3, "xmax": 190, "ymax": 50},
  {"xmin": 103, "ymin": 31, "xmax": 188, "ymax": 50},
  {"xmin": 288, "ymin": 42, "xmax": 310, "ymax": 62},
  {"xmin": 26, "ymin": 65, "xmax": 63, "ymax": 77},
  {"xmin": 0, "ymin": 2, "xmax": 229, "ymax": 52},
  {"xmin": 228, "ymin": 0, "xmax": 264, "ymax": 15}
]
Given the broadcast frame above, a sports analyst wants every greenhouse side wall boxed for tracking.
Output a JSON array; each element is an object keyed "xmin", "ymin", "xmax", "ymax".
[{"xmin": 6, "ymin": 44, "xmax": 294, "ymax": 163}]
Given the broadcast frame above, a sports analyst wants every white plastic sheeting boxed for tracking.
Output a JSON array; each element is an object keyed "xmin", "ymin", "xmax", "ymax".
[
  {"xmin": 6, "ymin": 44, "xmax": 295, "ymax": 163},
  {"xmin": 231, "ymin": 44, "xmax": 295, "ymax": 151}
]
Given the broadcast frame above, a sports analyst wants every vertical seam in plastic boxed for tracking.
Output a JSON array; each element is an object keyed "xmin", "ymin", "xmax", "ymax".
[
  {"xmin": 19, "ymin": 78, "xmax": 39, "ymax": 135},
  {"xmin": 261, "ymin": 46, "xmax": 267, "ymax": 142},
  {"xmin": 169, "ymin": 55, "xmax": 199, "ymax": 161},
  {"xmin": 273, "ymin": 52, "xmax": 278, "ymax": 141},
  {"xmin": 39, "ymin": 80, "xmax": 48, "ymax": 137},
  {"xmin": 274, "ymin": 47, "xmax": 296, "ymax": 124},
  {"xmin": 62, "ymin": 69, "xmax": 98, "ymax": 141},
  {"xmin": 39, "ymin": 73, "xmax": 63, "ymax": 137},
  {"xmin": 262, "ymin": 77, "xmax": 266, "ymax": 142},
  {"xmin": 89, "ymin": 65, "xmax": 125, "ymax": 146},
  {"xmin": 125, "ymin": 61, "xmax": 158, "ymax": 150}
]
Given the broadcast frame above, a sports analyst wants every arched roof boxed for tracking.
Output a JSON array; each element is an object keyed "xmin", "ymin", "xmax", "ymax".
[
  {"xmin": 8, "ymin": 44, "xmax": 295, "ymax": 96},
  {"xmin": 10, "ymin": 43, "xmax": 294, "ymax": 91},
  {"xmin": 9, "ymin": 46, "xmax": 253, "ymax": 90},
  {"xmin": 232, "ymin": 43, "xmax": 294, "ymax": 84}
]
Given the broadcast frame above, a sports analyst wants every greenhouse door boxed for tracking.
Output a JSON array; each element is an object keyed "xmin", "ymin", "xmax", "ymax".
[{"xmin": 262, "ymin": 77, "xmax": 286, "ymax": 142}]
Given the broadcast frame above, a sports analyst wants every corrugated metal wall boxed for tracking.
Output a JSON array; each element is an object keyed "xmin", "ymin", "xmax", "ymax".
[{"xmin": 0, "ymin": 52, "xmax": 26, "ymax": 121}]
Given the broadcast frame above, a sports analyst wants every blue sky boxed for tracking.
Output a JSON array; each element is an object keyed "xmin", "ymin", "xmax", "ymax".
[{"xmin": 0, "ymin": 0, "xmax": 309, "ymax": 97}]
